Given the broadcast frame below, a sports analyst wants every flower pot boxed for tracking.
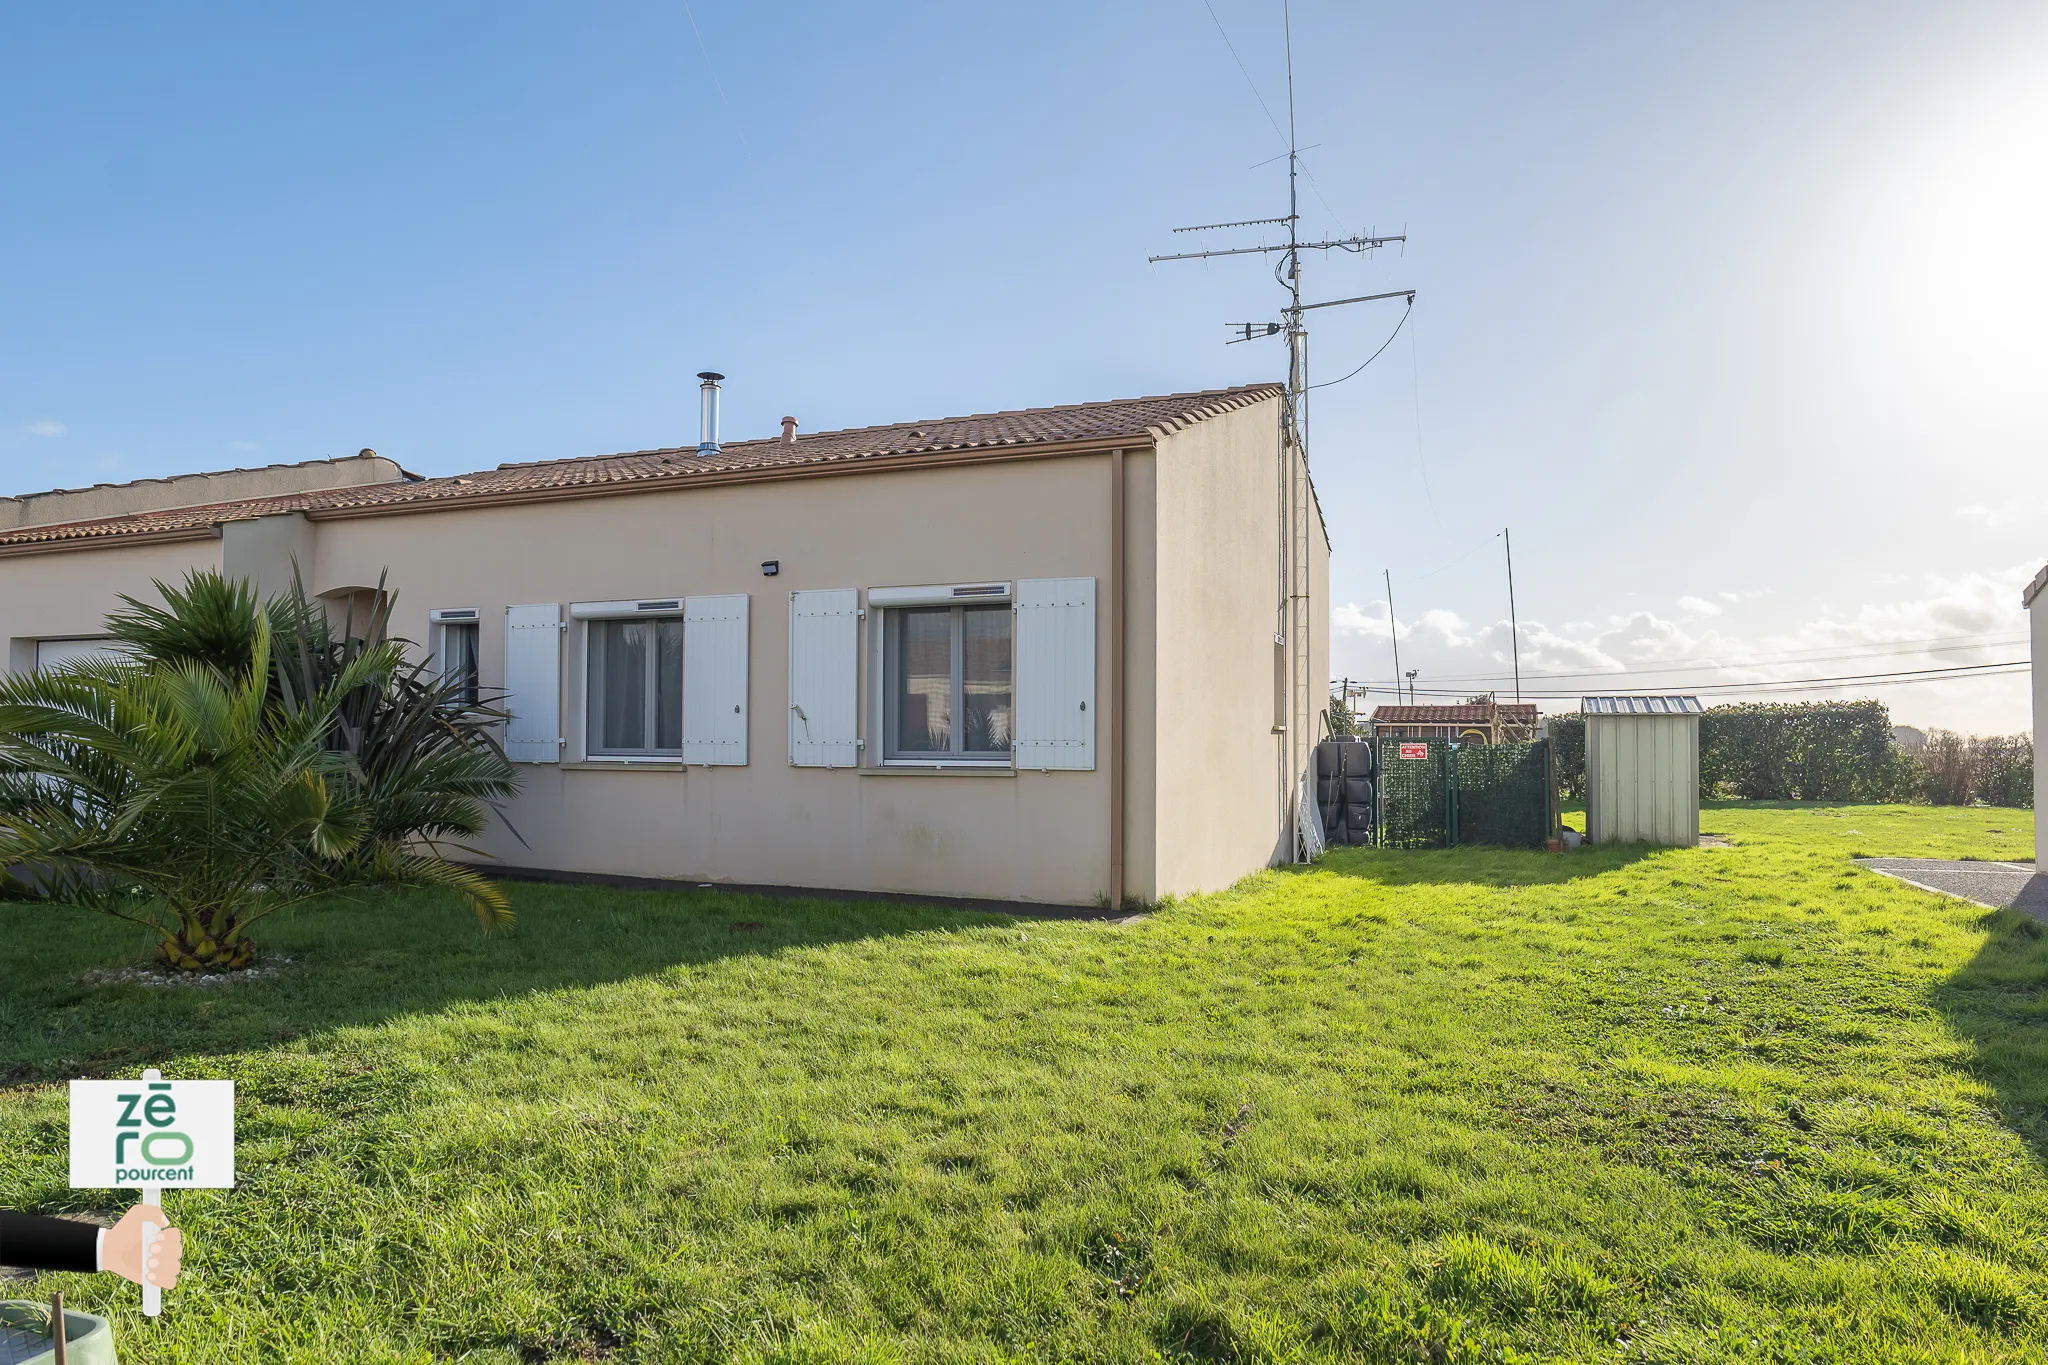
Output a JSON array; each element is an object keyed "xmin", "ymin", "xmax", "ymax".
[{"xmin": 0, "ymin": 1301, "xmax": 119, "ymax": 1365}]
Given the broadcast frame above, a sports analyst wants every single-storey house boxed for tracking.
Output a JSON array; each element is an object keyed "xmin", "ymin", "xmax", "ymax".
[
  {"xmin": 1367, "ymin": 699, "xmax": 1538, "ymax": 745},
  {"xmin": 0, "ymin": 381, "xmax": 1329, "ymax": 909}
]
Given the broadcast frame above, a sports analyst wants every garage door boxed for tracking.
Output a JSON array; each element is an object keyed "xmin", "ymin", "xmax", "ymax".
[{"xmin": 35, "ymin": 638, "xmax": 138, "ymax": 671}]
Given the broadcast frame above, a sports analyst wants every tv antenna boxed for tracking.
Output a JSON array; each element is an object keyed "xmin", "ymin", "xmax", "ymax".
[
  {"xmin": 1148, "ymin": 3, "xmax": 1414, "ymax": 448},
  {"xmin": 1149, "ymin": 1, "xmax": 1413, "ymax": 862}
]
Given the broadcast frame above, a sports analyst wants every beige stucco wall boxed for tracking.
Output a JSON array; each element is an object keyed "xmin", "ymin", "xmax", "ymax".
[
  {"xmin": 310, "ymin": 455, "xmax": 1125, "ymax": 906},
  {"xmin": 221, "ymin": 514, "xmax": 318, "ymax": 604},
  {"xmin": 1311, "ymin": 495, "xmax": 1330, "ymax": 742},
  {"xmin": 1149, "ymin": 396, "xmax": 1309, "ymax": 897},
  {"xmin": 0, "ymin": 538, "xmax": 223, "ymax": 673},
  {"xmin": 1120, "ymin": 450, "xmax": 1162, "ymax": 904}
]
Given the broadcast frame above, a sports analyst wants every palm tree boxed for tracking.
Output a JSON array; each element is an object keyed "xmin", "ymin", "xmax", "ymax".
[{"xmin": 0, "ymin": 572, "xmax": 518, "ymax": 971}]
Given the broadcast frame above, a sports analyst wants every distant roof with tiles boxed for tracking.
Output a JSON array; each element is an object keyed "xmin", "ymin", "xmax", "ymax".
[
  {"xmin": 0, "ymin": 384, "xmax": 1283, "ymax": 552},
  {"xmin": 1369, "ymin": 703, "xmax": 1540, "ymax": 725}
]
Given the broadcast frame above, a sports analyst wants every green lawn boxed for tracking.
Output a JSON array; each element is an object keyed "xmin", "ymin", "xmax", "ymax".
[{"xmin": 2, "ymin": 804, "xmax": 2045, "ymax": 1363}]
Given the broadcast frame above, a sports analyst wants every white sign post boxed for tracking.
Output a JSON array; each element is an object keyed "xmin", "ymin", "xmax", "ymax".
[{"xmin": 69, "ymin": 1068, "xmax": 234, "ymax": 1316}]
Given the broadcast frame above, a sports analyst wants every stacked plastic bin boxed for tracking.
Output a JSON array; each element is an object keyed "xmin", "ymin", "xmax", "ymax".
[{"xmin": 1314, "ymin": 738, "xmax": 1377, "ymax": 846}]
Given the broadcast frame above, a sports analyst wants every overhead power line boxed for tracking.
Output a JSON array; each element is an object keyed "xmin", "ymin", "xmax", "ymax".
[
  {"xmin": 1373, "ymin": 630, "xmax": 2028, "ymax": 687},
  {"xmin": 1345, "ymin": 657, "xmax": 2028, "ymax": 701}
]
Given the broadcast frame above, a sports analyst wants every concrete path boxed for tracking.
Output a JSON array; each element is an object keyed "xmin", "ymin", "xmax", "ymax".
[{"xmin": 1853, "ymin": 857, "xmax": 2048, "ymax": 922}]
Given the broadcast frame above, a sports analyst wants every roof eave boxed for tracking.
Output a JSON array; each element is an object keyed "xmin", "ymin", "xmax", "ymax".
[
  {"xmin": 0, "ymin": 523, "xmax": 225, "ymax": 560},
  {"xmin": 300, "ymin": 431, "xmax": 1159, "ymax": 526},
  {"xmin": 2023, "ymin": 563, "xmax": 2048, "ymax": 609}
]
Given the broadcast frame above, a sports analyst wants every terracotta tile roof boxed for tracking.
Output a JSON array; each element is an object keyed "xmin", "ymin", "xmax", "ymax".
[
  {"xmin": 2024, "ymin": 562, "xmax": 2048, "ymax": 609},
  {"xmin": 1369, "ymin": 703, "xmax": 1540, "ymax": 725},
  {"xmin": 0, "ymin": 384, "xmax": 1282, "ymax": 551}
]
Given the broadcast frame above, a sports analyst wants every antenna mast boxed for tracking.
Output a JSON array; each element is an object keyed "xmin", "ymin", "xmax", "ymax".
[
  {"xmin": 1502, "ymin": 527, "xmax": 1522, "ymax": 704},
  {"xmin": 1150, "ymin": 2, "xmax": 1413, "ymax": 863},
  {"xmin": 1386, "ymin": 568, "xmax": 1402, "ymax": 704}
]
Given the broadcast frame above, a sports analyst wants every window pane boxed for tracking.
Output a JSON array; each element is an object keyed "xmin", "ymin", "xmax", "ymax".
[
  {"xmin": 655, "ymin": 619, "xmax": 684, "ymax": 751},
  {"xmin": 896, "ymin": 607, "xmax": 952, "ymax": 753},
  {"xmin": 962, "ymin": 605, "xmax": 1012, "ymax": 754},
  {"xmin": 599, "ymin": 621, "xmax": 648, "ymax": 751}
]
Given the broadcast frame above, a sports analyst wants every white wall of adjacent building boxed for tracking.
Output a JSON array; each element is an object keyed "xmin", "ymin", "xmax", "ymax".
[{"xmin": 2033, "ymin": 589, "xmax": 2047, "ymax": 871}]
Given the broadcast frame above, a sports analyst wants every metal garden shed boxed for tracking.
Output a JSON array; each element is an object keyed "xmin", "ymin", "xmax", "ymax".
[{"xmin": 1583, "ymin": 695, "xmax": 1704, "ymax": 846}]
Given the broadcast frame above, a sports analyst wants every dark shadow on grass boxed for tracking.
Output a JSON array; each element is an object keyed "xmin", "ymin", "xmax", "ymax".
[
  {"xmin": 0, "ymin": 878, "xmax": 1047, "ymax": 1085},
  {"xmin": 1294, "ymin": 841, "xmax": 1655, "ymax": 889},
  {"xmin": 1935, "ymin": 907, "xmax": 2048, "ymax": 1169},
  {"xmin": 1699, "ymin": 799, "xmax": 1880, "ymax": 812}
]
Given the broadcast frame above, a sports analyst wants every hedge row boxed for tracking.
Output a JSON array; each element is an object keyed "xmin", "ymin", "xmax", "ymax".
[
  {"xmin": 1546, "ymin": 701, "xmax": 2029, "ymax": 806},
  {"xmin": 1916, "ymin": 729, "xmax": 2033, "ymax": 808}
]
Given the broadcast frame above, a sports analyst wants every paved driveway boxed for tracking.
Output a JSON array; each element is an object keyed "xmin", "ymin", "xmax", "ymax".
[{"xmin": 1854, "ymin": 857, "xmax": 2048, "ymax": 922}]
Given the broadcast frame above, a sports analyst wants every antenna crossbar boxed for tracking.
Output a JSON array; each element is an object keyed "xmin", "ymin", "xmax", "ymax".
[
  {"xmin": 1148, "ymin": 232, "xmax": 1405, "ymax": 265},
  {"xmin": 1172, "ymin": 215, "xmax": 1295, "ymax": 234},
  {"xmin": 1297, "ymin": 288, "xmax": 1416, "ymax": 313}
]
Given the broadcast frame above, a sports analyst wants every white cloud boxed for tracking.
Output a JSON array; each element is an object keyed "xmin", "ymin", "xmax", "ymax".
[
  {"xmin": 1331, "ymin": 600, "xmax": 1393, "ymax": 639},
  {"xmin": 1954, "ymin": 502, "xmax": 2037, "ymax": 529},
  {"xmin": 1677, "ymin": 595, "xmax": 1723, "ymax": 616},
  {"xmin": 23, "ymin": 420, "xmax": 65, "ymax": 437},
  {"xmin": 1417, "ymin": 608, "xmax": 1475, "ymax": 647},
  {"xmin": 1327, "ymin": 562, "xmax": 2036, "ymax": 730},
  {"xmin": 1769, "ymin": 563, "xmax": 2031, "ymax": 648}
]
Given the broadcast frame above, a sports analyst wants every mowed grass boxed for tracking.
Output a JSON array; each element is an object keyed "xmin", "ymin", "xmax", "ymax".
[{"xmin": 2, "ymin": 804, "xmax": 2045, "ymax": 1364}]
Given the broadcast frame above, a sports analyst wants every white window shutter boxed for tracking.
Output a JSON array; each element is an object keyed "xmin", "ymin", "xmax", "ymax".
[
  {"xmin": 1014, "ymin": 576, "xmax": 1096, "ymax": 770},
  {"xmin": 788, "ymin": 588, "xmax": 860, "ymax": 767},
  {"xmin": 503, "ymin": 603, "xmax": 563, "ymax": 763},
  {"xmin": 683, "ymin": 594, "xmax": 749, "ymax": 765}
]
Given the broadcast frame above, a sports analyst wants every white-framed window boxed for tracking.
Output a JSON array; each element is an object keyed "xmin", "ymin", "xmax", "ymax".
[
  {"xmin": 430, "ymin": 609, "xmax": 481, "ymax": 705},
  {"xmin": 34, "ymin": 638, "xmax": 138, "ymax": 671},
  {"xmin": 882, "ymin": 602, "xmax": 1013, "ymax": 761},
  {"xmin": 586, "ymin": 616, "xmax": 684, "ymax": 757}
]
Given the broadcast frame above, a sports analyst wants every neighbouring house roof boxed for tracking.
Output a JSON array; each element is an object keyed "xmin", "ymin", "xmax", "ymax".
[
  {"xmin": 1368, "ymin": 703, "xmax": 1540, "ymax": 726},
  {"xmin": 0, "ymin": 384, "xmax": 1283, "ymax": 555},
  {"xmin": 2024, "ymin": 563, "xmax": 2048, "ymax": 609},
  {"xmin": 0, "ymin": 451, "xmax": 418, "ymax": 532},
  {"xmin": 1581, "ymin": 696, "xmax": 1705, "ymax": 716}
]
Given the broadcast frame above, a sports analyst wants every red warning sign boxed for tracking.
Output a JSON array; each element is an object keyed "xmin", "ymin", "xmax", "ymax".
[{"xmin": 1398, "ymin": 743, "xmax": 1429, "ymax": 760}]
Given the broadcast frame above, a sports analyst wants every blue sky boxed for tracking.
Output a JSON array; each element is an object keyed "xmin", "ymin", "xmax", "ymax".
[{"xmin": 3, "ymin": 2, "xmax": 2043, "ymax": 729}]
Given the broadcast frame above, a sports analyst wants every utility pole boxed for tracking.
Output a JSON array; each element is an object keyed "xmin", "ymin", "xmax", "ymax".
[
  {"xmin": 1149, "ymin": 2, "xmax": 1411, "ymax": 863},
  {"xmin": 1503, "ymin": 527, "xmax": 1522, "ymax": 703}
]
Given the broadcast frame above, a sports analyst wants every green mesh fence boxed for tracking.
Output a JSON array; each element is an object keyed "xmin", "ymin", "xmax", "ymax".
[
  {"xmin": 1374, "ymin": 738, "xmax": 1554, "ymax": 849},
  {"xmin": 1376, "ymin": 739, "xmax": 1450, "ymax": 848},
  {"xmin": 1456, "ymin": 741, "xmax": 1553, "ymax": 848}
]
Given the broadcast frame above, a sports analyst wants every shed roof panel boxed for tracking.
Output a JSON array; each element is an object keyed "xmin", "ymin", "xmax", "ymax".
[{"xmin": 1581, "ymin": 695, "xmax": 1705, "ymax": 716}]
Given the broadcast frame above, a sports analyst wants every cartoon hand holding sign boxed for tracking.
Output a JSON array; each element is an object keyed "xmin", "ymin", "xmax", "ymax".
[{"xmin": 65, "ymin": 1068, "xmax": 233, "ymax": 1315}]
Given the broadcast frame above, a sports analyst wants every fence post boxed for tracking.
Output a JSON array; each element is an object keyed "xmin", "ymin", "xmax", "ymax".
[
  {"xmin": 1546, "ymin": 738, "xmax": 1559, "ymax": 844},
  {"xmin": 1443, "ymin": 743, "xmax": 1457, "ymax": 849},
  {"xmin": 1375, "ymin": 738, "xmax": 1387, "ymax": 847}
]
